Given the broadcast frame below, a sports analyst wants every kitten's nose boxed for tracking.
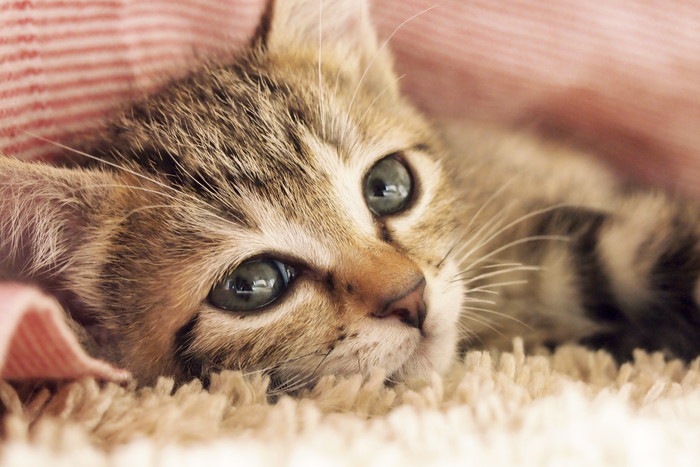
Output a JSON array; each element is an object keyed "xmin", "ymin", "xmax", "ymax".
[{"xmin": 372, "ymin": 278, "xmax": 427, "ymax": 330}]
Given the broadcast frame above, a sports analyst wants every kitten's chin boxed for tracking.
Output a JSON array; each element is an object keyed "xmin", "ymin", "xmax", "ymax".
[{"xmin": 391, "ymin": 327, "xmax": 459, "ymax": 383}]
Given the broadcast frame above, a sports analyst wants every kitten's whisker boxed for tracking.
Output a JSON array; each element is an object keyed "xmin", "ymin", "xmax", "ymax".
[
  {"xmin": 25, "ymin": 132, "xmax": 180, "ymax": 197},
  {"xmin": 461, "ymin": 296, "xmax": 498, "ymax": 306},
  {"xmin": 450, "ymin": 262, "xmax": 537, "ymax": 284},
  {"xmin": 67, "ymin": 183, "xmax": 231, "ymax": 227},
  {"xmin": 467, "ymin": 279, "xmax": 530, "ymax": 292},
  {"xmin": 465, "ymin": 234, "xmax": 568, "ymax": 273},
  {"xmin": 124, "ymin": 204, "xmax": 189, "ymax": 218},
  {"xmin": 246, "ymin": 337, "xmax": 341, "ymax": 394},
  {"xmin": 317, "ymin": 0, "xmax": 326, "ymax": 138},
  {"xmin": 463, "ymin": 305, "xmax": 534, "ymax": 331},
  {"xmin": 135, "ymin": 145, "xmax": 241, "ymax": 222},
  {"xmin": 356, "ymin": 73, "xmax": 406, "ymax": 126},
  {"xmin": 462, "ymin": 175, "xmax": 520, "ymax": 237},
  {"xmin": 462, "ymin": 305, "xmax": 502, "ymax": 314},
  {"xmin": 460, "ymin": 313, "xmax": 504, "ymax": 337},
  {"xmin": 454, "ymin": 264, "xmax": 540, "ymax": 282},
  {"xmin": 343, "ymin": 2, "xmax": 443, "ymax": 141},
  {"xmin": 458, "ymin": 204, "xmax": 571, "ymax": 265},
  {"xmin": 25, "ymin": 132, "xmax": 243, "ymax": 230},
  {"xmin": 271, "ymin": 368, "xmax": 311, "ymax": 392},
  {"xmin": 452, "ymin": 208, "xmax": 512, "ymax": 263},
  {"xmin": 439, "ymin": 175, "xmax": 521, "ymax": 267},
  {"xmin": 460, "ymin": 287, "xmax": 499, "ymax": 295},
  {"xmin": 309, "ymin": 346, "xmax": 334, "ymax": 381},
  {"xmin": 481, "ymin": 261, "xmax": 526, "ymax": 269}
]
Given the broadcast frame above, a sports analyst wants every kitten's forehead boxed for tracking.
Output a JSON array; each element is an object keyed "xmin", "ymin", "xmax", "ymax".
[{"xmin": 107, "ymin": 48, "xmax": 436, "ymax": 246}]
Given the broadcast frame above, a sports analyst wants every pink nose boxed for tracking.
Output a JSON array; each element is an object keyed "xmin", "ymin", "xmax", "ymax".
[{"xmin": 372, "ymin": 278, "xmax": 427, "ymax": 330}]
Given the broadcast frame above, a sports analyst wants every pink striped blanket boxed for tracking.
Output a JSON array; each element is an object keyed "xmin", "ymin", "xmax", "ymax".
[{"xmin": 2, "ymin": 0, "xmax": 699, "ymax": 382}]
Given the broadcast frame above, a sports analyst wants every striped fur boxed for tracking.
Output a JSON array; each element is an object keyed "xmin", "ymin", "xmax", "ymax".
[
  {"xmin": 1, "ymin": 0, "xmax": 700, "ymax": 387},
  {"xmin": 441, "ymin": 123, "xmax": 700, "ymax": 360}
]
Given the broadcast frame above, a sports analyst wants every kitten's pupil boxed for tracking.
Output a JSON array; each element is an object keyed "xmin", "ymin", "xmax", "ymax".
[
  {"xmin": 208, "ymin": 260, "xmax": 295, "ymax": 312},
  {"xmin": 364, "ymin": 156, "xmax": 413, "ymax": 216}
]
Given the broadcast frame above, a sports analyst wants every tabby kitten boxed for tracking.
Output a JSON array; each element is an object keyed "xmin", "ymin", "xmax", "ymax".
[{"xmin": 1, "ymin": 0, "xmax": 699, "ymax": 388}]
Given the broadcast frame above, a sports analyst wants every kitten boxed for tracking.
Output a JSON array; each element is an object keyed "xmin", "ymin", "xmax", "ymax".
[{"xmin": 1, "ymin": 0, "xmax": 699, "ymax": 389}]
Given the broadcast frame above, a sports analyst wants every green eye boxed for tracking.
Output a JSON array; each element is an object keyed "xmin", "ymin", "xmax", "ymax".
[
  {"xmin": 364, "ymin": 155, "xmax": 413, "ymax": 216},
  {"xmin": 208, "ymin": 260, "xmax": 296, "ymax": 312}
]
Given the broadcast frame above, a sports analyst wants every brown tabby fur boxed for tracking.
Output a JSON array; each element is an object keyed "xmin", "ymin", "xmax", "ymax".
[{"xmin": 1, "ymin": 0, "xmax": 699, "ymax": 388}]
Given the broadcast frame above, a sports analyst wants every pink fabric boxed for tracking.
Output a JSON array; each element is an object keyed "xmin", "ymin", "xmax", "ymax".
[
  {"xmin": 372, "ymin": 0, "xmax": 700, "ymax": 197},
  {"xmin": 1, "ymin": 0, "xmax": 265, "ymax": 160},
  {"xmin": 0, "ymin": 284, "xmax": 129, "ymax": 381},
  {"xmin": 1, "ymin": 0, "xmax": 699, "ymax": 381}
]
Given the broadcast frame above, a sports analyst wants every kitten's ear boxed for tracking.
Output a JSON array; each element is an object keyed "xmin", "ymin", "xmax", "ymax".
[
  {"xmin": 0, "ymin": 157, "xmax": 115, "ymax": 280},
  {"xmin": 259, "ymin": 0, "xmax": 397, "ymax": 94}
]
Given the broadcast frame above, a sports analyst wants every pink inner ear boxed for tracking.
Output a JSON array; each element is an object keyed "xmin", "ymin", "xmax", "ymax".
[
  {"xmin": 270, "ymin": 0, "xmax": 374, "ymax": 54},
  {"xmin": 319, "ymin": 3, "xmax": 367, "ymax": 44},
  {"xmin": 0, "ymin": 283, "xmax": 130, "ymax": 381}
]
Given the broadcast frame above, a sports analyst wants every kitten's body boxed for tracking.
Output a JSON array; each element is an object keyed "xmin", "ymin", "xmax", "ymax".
[{"xmin": 1, "ymin": 0, "xmax": 699, "ymax": 387}]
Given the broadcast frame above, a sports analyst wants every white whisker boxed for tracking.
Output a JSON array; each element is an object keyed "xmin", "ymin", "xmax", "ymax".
[
  {"xmin": 462, "ymin": 305, "xmax": 534, "ymax": 331},
  {"xmin": 318, "ymin": 0, "xmax": 326, "ymax": 138},
  {"xmin": 458, "ymin": 204, "xmax": 571, "ymax": 265},
  {"xmin": 468, "ymin": 279, "xmax": 531, "ymax": 291},
  {"xmin": 460, "ymin": 313, "xmax": 504, "ymax": 337},
  {"xmin": 455, "ymin": 264, "xmax": 541, "ymax": 283},
  {"xmin": 23, "ymin": 132, "xmax": 243, "ymax": 229},
  {"xmin": 465, "ymin": 234, "xmax": 568, "ymax": 273},
  {"xmin": 341, "ymin": 2, "xmax": 444, "ymax": 145}
]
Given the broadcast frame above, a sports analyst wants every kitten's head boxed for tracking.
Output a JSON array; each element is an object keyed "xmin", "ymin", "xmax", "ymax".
[{"xmin": 15, "ymin": 0, "xmax": 464, "ymax": 387}]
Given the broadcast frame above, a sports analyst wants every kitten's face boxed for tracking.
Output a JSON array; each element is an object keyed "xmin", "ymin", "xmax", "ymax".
[{"xmin": 67, "ymin": 0, "xmax": 464, "ymax": 387}]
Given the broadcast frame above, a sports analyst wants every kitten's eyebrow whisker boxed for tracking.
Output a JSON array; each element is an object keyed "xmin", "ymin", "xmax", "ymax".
[
  {"xmin": 356, "ymin": 73, "xmax": 406, "ymax": 128},
  {"xmin": 66, "ymin": 183, "xmax": 234, "ymax": 227},
  {"xmin": 342, "ymin": 2, "xmax": 444, "ymax": 142},
  {"xmin": 25, "ymin": 131, "xmax": 183, "ymax": 197},
  {"xmin": 24, "ymin": 132, "xmax": 243, "ymax": 229},
  {"xmin": 317, "ymin": 0, "xmax": 326, "ymax": 139}
]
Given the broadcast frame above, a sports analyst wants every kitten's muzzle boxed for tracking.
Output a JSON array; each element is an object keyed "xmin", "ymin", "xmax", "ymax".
[{"xmin": 372, "ymin": 278, "xmax": 427, "ymax": 331}]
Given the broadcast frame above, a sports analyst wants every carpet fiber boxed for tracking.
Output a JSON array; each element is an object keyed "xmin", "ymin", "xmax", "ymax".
[{"xmin": 2, "ymin": 340, "xmax": 700, "ymax": 466}]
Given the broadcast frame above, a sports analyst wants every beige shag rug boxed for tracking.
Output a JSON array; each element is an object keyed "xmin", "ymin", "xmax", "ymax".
[{"xmin": 2, "ymin": 340, "xmax": 700, "ymax": 466}]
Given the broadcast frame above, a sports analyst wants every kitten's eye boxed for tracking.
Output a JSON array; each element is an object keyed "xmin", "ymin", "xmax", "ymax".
[
  {"xmin": 364, "ymin": 155, "xmax": 413, "ymax": 216},
  {"xmin": 208, "ymin": 260, "xmax": 296, "ymax": 312}
]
